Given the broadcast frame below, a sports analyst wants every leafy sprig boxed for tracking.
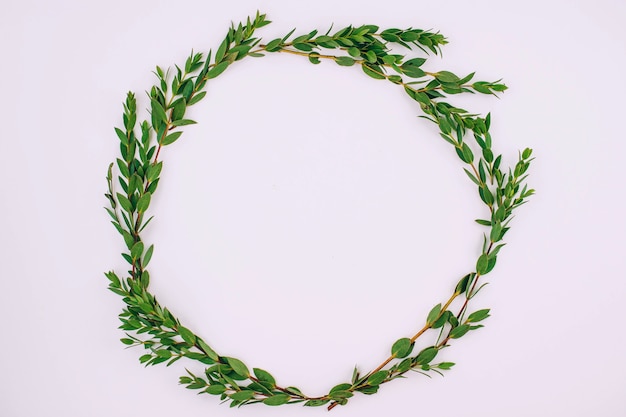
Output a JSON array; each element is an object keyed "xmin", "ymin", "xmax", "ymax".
[{"xmin": 105, "ymin": 11, "xmax": 534, "ymax": 410}]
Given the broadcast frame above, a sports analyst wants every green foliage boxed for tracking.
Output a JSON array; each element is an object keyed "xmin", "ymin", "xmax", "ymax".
[{"xmin": 104, "ymin": 11, "xmax": 533, "ymax": 410}]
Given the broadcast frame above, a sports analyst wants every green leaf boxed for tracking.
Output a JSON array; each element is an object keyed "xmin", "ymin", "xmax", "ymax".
[
  {"xmin": 315, "ymin": 35, "xmax": 333, "ymax": 43},
  {"xmin": 185, "ymin": 377, "xmax": 207, "ymax": 388},
  {"xmin": 116, "ymin": 158, "xmax": 129, "ymax": 178},
  {"xmin": 281, "ymin": 27, "xmax": 297, "ymax": 42},
  {"xmin": 479, "ymin": 185, "xmax": 494, "ymax": 206},
  {"xmin": 230, "ymin": 390, "xmax": 255, "ymax": 401},
  {"xmin": 179, "ymin": 326, "xmax": 196, "ymax": 345},
  {"xmin": 458, "ymin": 69, "xmax": 474, "ymax": 84},
  {"xmin": 482, "ymin": 148, "xmax": 494, "ymax": 163},
  {"xmin": 431, "ymin": 310, "xmax": 450, "ymax": 329},
  {"xmin": 116, "ymin": 193, "xmax": 132, "ymax": 213},
  {"xmin": 387, "ymin": 75, "xmax": 403, "ymax": 84},
  {"xmin": 492, "ymin": 83, "xmax": 507, "ymax": 92},
  {"xmin": 121, "ymin": 230, "xmax": 135, "ymax": 250},
  {"xmin": 360, "ymin": 24, "xmax": 379, "ymax": 34},
  {"xmin": 367, "ymin": 370, "xmax": 388, "ymax": 386},
  {"xmin": 437, "ymin": 362, "xmax": 455, "ymax": 370},
  {"xmin": 476, "ymin": 253, "xmax": 489, "ymax": 275},
  {"xmin": 253, "ymin": 368, "xmax": 276, "ymax": 386},
  {"xmin": 405, "ymin": 86, "xmax": 430, "ymax": 105},
  {"xmin": 128, "ymin": 173, "xmax": 141, "ymax": 195},
  {"xmin": 426, "ymin": 303, "xmax": 442, "ymax": 326},
  {"xmin": 396, "ymin": 357, "xmax": 412, "ymax": 372},
  {"xmin": 439, "ymin": 117, "xmax": 452, "ymax": 134},
  {"xmin": 330, "ymin": 383, "xmax": 352, "ymax": 394},
  {"xmin": 380, "ymin": 31, "xmax": 400, "ymax": 42},
  {"xmin": 382, "ymin": 54, "xmax": 396, "ymax": 65},
  {"xmin": 197, "ymin": 338, "xmax": 219, "ymax": 361},
  {"xmin": 171, "ymin": 119, "xmax": 197, "ymax": 127},
  {"xmin": 293, "ymin": 30, "xmax": 316, "ymax": 44},
  {"xmin": 207, "ymin": 61, "xmax": 229, "ymax": 79},
  {"xmin": 130, "ymin": 241, "xmax": 144, "ymax": 260},
  {"xmin": 490, "ymin": 243, "xmax": 506, "ymax": 257},
  {"xmin": 335, "ymin": 56, "xmax": 355, "ymax": 66},
  {"xmin": 477, "ymin": 160, "xmax": 487, "ymax": 183},
  {"xmin": 170, "ymin": 97, "xmax": 186, "ymax": 121},
  {"xmin": 362, "ymin": 64, "xmax": 385, "ymax": 80},
  {"xmin": 215, "ymin": 38, "xmax": 229, "ymax": 63},
  {"xmin": 330, "ymin": 390, "xmax": 353, "ymax": 400},
  {"xmin": 449, "ymin": 324, "xmax": 470, "ymax": 339},
  {"xmin": 467, "ymin": 309, "xmax": 490, "ymax": 323},
  {"xmin": 403, "ymin": 57, "xmax": 426, "ymax": 67},
  {"xmin": 264, "ymin": 38, "xmax": 283, "ymax": 52},
  {"xmin": 184, "ymin": 352, "xmax": 206, "ymax": 361},
  {"xmin": 137, "ymin": 301, "xmax": 153, "ymax": 314},
  {"xmin": 304, "ymin": 399, "xmax": 330, "ymax": 407},
  {"xmin": 455, "ymin": 274, "xmax": 473, "ymax": 294},
  {"xmin": 486, "ymin": 254, "xmax": 497, "ymax": 274},
  {"xmin": 105, "ymin": 271, "xmax": 121, "ymax": 287},
  {"xmin": 293, "ymin": 43, "xmax": 313, "ymax": 52},
  {"xmin": 206, "ymin": 384, "xmax": 227, "ymax": 395},
  {"xmin": 136, "ymin": 192, "xmax": 151, "ymax": 213},
  {"xmin": 435, "ymin": 71, "xmax": 460, "ymax": 84},
  {"xmin": 114, "ymin": 127, "xmax": 128, "ymax": 143},
  {"xmin": 162, "ymin": 131, "xmax": 182, "ymax": 146},
  {"xmin": 229, "ymin": 44, "xmax": 252, "ymax": 61},
  {"xmin": 308, "ymin": 52, "xmax": 320, "ymax": 64},
  {"xmin": 188, "ymin": 91, "xmax": 206, "ymax": 106},
  {"xmin": 142, "ymin": 244, "xmax": 154, "ymax": 267},
  {"xmin": 461, "ymin": 143, "xmax": 474, "ymax": 163},
  {"xmin": 475, "ymin": 219, "xmax": 491, "ymax": 226},
  {"xmin": 263, "ymin": 394, "xmax": 290, "ymax": 406},
  {"xmin": 415, "ymin": 346, "xmax": 438, "ymax": 365},
  {"xmin": 490, "ymin": 222, "xmax": 503, "ymax": 242},
  {"xmin": 147, "ymin": 162, "xmax": 162, "ymax": 182},
  {"xmin": 247, "ymin": 382, "xmax": 272, "ymax": 396},
  {"xmin": 402, "ymin": 66, "xmax": 426, "ymax": 79},
  {"xmin": 220, "ymin": 369, "xmax": 241, "ymax": 386},
  {"xmin": 139, "ymin": 353, "xmax": 152, "ymax": 363},
  {"xmin": 472, "ymin": 82, "xmax": 491, "ymax": 94},
  {"xmin": 391, "ymin": 337, "xmax": 413, "ymax": 358},
  {"xmin": 463, "ymin": 168, "xmax": 480, "ymax": 186},
  {"xmin": 155, "ymin": 349, "xmax": 172, "ymax": 359},
  {"xmin": 120, "ymin": 337, "xmax": 134, "ymax": 345},
  {"xmin": 347, "ymin": 47, "xmax": 360, "ymax": 57},
  {"xmin": 150, "ymin": 99, "xmax": 167, "ymax": 126},
  {"xmin": 225, "ymin": 357, "xmax": 249, "ymax": 378},
  {"xmin": 522, "ymin": 148, "xmax": 533, "ymax": 159}
]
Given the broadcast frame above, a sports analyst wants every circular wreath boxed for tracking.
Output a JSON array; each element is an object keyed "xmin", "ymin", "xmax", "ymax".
[{"xmin": 104, "ymin": 12, "xmax": 534, "ymax": 410}]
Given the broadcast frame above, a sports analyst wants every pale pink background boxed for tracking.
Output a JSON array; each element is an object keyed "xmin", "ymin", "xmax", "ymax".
[{"xmin": 1, "ymin": 1, "xmax": 625, "ymax": 416}]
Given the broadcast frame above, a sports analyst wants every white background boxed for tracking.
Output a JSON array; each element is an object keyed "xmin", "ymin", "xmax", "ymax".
[{"xmin": 1, "ymin": 1, "xmax": 625, "ymax": 416}]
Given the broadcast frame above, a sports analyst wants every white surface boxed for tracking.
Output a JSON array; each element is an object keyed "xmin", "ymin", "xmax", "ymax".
[{"xmin": 1, "ymin": 1, "xmax": 625, "ymax": 416}]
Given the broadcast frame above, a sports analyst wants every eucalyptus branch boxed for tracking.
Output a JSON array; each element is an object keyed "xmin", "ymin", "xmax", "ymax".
[{"xmin": 105, "ymin": 12, "xmax": 534, "ymax": 410}]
